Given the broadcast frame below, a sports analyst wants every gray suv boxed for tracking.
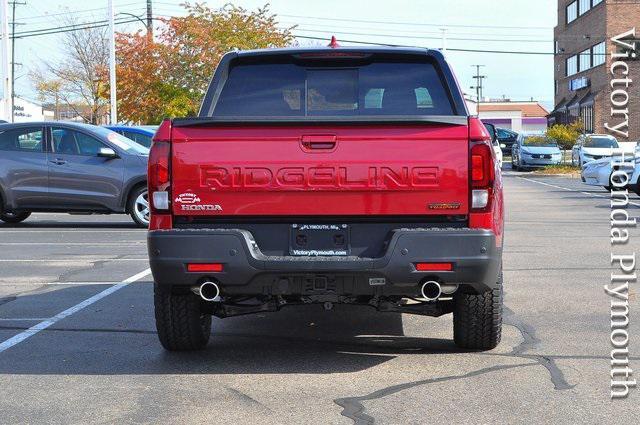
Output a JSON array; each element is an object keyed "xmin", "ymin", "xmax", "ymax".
[{"xmin": 0, "ymin": 122, "xmax": 150, "ymax": 227}]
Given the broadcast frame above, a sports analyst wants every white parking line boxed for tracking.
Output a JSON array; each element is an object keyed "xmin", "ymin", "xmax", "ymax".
[
  {"xmin": 0, "ymin": 268, "xmax": 151, "ymax": 354},
  {"xmin": 517, "ymin": 177, "xmax": 640, "ymax": 207}
]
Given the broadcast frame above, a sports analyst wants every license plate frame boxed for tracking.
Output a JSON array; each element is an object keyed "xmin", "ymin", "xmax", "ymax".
[{"xmin": 289, "ymin": 224, "xmax": 350, "ymax": 256}]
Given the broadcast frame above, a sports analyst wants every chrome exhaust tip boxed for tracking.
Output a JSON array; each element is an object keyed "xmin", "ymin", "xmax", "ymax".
[
  {"xmin": 420, "ymin": 280, "xmax": 442, "ymax": 301},
  {"xmin": 199, "ymin": 281, "xmax": 220, "ymax": 302}
]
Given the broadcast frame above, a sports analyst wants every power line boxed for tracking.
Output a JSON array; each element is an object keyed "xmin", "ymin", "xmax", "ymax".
[
  {"xmin": 9, "ymin": 17, "xmax": 153, "ymax": 39},
  {"xmin": 278, "ymin": 13, "xmax": 553, "ymax": 31},
  {"xmin": 293, "ymin": 34, "xmax": 559, "ymax": 56},
  {"xmin": 15, "ymin": 2, "xmax": 141, "ymax": 21},
  {"xmin": 277, "ymin": 21, "xmax": 555, "ymax": 39},
  {"xmin": 292, "ymin": 28, "xmax": 552, "ymax": 43},
  {"xmin": 4, "ymin": 11, "xmax": 563, "ymax": 57}
]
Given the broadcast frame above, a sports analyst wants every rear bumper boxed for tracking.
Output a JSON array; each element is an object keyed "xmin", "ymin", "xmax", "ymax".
[{"xmin": 148, "ymin": 227, "xmax": 502, "ymax": 296}]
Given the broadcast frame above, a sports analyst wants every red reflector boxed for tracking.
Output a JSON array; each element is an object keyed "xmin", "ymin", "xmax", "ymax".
[
  {"xmin": 187, "ymin": 263, "xmax": 223, "ymax": 273},
  {"xmin": 415, "ymin": 263, "xmax": 453, "ymax": 272}
]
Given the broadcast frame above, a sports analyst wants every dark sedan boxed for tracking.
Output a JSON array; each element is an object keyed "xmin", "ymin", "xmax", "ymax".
[{"xmin": 496, "ymin": 127, "xmax": 518, "ymax": 155}]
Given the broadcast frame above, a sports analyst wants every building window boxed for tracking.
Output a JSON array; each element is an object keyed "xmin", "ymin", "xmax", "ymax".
[
  {"xmin": 592, "ymin": 41, "xmax": 606, "ymax": 67},
  {"xmin": 567, "ymin": 1, "xmax": 578, "ymax": 23},
  {"xmin": 593, "ymin": 0, "xmax": 603, "ymax": 7},
  {"xmin": 579, "ymin": 0, "xmax": 590, "ymax": 16},
  {"xmin": 579, "ymin": 48, "xmax": 591, "ymax": 72},
  {"xmin": 581, "ymin": 105, "xmax": 594, "ymax": 133},
  {"xmin": 566, "ymin": 55, "xmax": 578, "ymax": 76}
]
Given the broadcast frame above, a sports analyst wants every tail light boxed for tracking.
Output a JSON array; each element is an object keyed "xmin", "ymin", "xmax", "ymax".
[
  {"xmin": 468, "ymin": 117, "xmax": 494, "ymax": 211},
  {"xmin": 148, "ymin": 119, "xmax": 172, "ymax": 229}
]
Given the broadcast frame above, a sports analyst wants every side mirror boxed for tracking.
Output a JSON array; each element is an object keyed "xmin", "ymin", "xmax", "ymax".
[
  {"xmin": 500, "ymin": 143, "xmax": 507, "ymax": 149},
  {"xmin": 98, "ymin": 147, "xmax": 118, "ymax": 159}
]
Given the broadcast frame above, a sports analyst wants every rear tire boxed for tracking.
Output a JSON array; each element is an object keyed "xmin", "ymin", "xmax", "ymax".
[
  {"xmin": 154, "ymin": 286, "xmax": 211, "ymax": 351},
  {"xmin": 0, "ymin": 211, "xmax": 31, "ymax": 224},
  {"xmin": 453, "ymin": 269, "xmax": 503, "ymax": 350}
]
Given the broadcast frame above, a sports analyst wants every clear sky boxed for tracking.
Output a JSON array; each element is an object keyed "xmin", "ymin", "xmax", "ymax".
[{"xmin": 11, "ymin": 0, "xmax": 558, "ymax": 109}]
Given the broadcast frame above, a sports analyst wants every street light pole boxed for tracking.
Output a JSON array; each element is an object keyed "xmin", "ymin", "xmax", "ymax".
[
  {"xmin": 108, "ymin": 0, "xmax": 117, "ymax": 124},
  {"xmin": 146, "ymin": 0, "xmax": 152, "ymax": 41},
  {"xmin": 0, "ymin": 0, "xmax": 10, "ymax": 122}
]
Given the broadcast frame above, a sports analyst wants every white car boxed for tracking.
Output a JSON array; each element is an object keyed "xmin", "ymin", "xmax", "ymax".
[
  {"xmin": 626, "ymin": 149, "xmax": 640, "ymax": 196},
  {"xmin": 582, "ymin": 146, "xmax": 640, "ymax": 191},
  {"xmin": 482, "ymin": 122, "xmax": 503, "ymax": 169},
  {"xmin": 493, "ymin": 139, "xmax": 503, "ymax": 169},
  {"xmin": 572, "ymin": 134, "xmax": 622, "ymax": 167}
]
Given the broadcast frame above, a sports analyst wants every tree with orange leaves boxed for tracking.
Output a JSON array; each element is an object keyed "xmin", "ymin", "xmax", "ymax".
[{"xmin": 116, "ymin": 3, "xmax": 294, "ymax": 124}]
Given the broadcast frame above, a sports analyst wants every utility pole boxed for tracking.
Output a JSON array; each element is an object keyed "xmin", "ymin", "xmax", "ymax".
[
  {"xmin": 470, "ymin": 65, "xmax": 486, "ymax": 103},
  {"xmin": 0, "ymin": 0, "xmax": 10, "ymax": 122},
  {"xmin": 146, "ymin": 0, "xmax": 152, "ymax": 40},
  {"xmin": 9, "ymin": 0, "xmax": 24, "ymax": 122},
  {"xmin": 108, "ymin": 0, "xmax": 117, "ymax": 124},
  {"xmin": 440, "ymin": 28, "xmax": 447, "ymax": 53}
]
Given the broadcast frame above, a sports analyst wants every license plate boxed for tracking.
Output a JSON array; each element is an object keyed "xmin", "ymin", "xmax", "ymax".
[{"xmin": 290, "ymin": 224, "xmax": 350, "ymax": 256}]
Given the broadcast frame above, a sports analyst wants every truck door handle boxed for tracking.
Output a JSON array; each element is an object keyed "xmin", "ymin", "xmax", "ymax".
[
  {"xmin": 49, "ymin": 158, "xmax": 66, "ymax": 165},
  {"xmin": 300, "ymin": 135, "xmax": 337, "ymax": 151}
]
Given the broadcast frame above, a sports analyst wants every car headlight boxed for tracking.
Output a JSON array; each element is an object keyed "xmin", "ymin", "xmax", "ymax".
[{"xmin": 520, "ymin": 149, "xmax": 531, "ymax": 155}]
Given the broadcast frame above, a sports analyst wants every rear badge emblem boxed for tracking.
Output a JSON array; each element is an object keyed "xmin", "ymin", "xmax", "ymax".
[
  {"xmin": 175, "ymin": 192, "xmax": 201, "ymax": 204},
  {"xmin": 428, "ymin": 203, "xmax": 461, "ymax": 210}
]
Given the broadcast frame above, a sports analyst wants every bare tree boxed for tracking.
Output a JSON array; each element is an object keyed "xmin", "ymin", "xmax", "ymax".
[{"xmin": 31, "ymin": 16, "xmax": 109, "ymax": 123}]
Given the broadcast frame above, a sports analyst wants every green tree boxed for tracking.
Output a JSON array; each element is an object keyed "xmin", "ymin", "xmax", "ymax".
[{"xmin": 546, "ymin": 121, "xmax": 584, "ymax": 163}]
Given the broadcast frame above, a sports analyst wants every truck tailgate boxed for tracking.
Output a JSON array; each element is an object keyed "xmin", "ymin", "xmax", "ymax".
[{"xmin": 171, "ymin": 124, "xmax": 469, "ymax": 216}]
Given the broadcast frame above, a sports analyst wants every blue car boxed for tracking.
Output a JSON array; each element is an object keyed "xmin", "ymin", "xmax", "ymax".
[
  {"xmin": 511, "ymin": 135, "xmax": 563, "ymax": 171},
  {"xmin": 105, "ymin": 125, "xmax": 157, "ymax": 148}
]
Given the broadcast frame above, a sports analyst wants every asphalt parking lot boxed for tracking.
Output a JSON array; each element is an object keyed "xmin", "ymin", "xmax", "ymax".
[{"xmin": 0, "ymin": 170, "xmax": 638, "ymax": 424}]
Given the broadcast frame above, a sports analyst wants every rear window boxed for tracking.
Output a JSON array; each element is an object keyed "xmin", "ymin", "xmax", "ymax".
[{"xmin": 213, "ymin": 59, "xmax": 454, "ymax": 117}]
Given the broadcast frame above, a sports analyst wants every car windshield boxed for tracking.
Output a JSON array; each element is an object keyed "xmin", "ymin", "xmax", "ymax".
[
  {"xmin": 93, "ymin": 127, "xmax": 149, "ymax": 155},
  {"xmin": 523, "ymin": 137, "xmax": 557, "ymax": 147},
  {"xmin": 584, "ymin": 137, "xmax": 618, "ymax": 148}
]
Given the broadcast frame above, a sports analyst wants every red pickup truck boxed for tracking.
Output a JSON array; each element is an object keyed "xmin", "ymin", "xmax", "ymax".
[{"xmin": 147, "ymin": 45, "xmax": 504, "ymax": 351}]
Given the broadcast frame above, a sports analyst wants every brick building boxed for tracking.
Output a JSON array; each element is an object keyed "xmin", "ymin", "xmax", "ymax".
[{"xmin": 550, "ymin": 0, "xmax": 640, "ymax": 141}]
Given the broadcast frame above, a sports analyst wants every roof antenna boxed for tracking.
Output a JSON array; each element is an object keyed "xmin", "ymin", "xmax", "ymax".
[{"xmin": 328, "ymin": 36, "xmax": 340, "ymax": 48}]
